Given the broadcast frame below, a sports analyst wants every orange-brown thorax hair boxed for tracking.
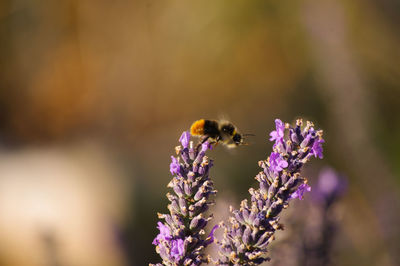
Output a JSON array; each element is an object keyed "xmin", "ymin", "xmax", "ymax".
[{"xmin": 190, "ymin": 119, "xmax": 205, "ymax": 136}]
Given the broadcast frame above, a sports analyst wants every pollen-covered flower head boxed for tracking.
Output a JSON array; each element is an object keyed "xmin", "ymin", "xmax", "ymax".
[
  {"xmin": 152, "ymin": 131, "xmax": 217, "ymax": 265},
  {"xmin": 217, "ymin": 118, "xmax": 324, "ymax": 265}
]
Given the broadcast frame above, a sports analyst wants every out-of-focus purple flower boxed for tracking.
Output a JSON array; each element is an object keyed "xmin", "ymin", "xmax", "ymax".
[
  {"xmin": 217, "ymin": 118, "xmax": 324, "ymax": 265},
  {"xmin": 312, "ymin": 138, "xmax": 325, "ymax": 159},
  {"xmin": 170, "ymin": 239, "xmax": 185, "ymax": 262},
  {"xmin": 152, "ymin": 222, "xmax": 172, "ymax": 245},
  {"xmin": 179, "ymin": 131, "xmax": 190, "ymax": 149},
  {"xmin": 269, "ymin": 119, "xmax": 285, "ymax": 142},
  {"xmin": 152, "ymin": 132, "xmax": 217, "ymax": 265},
  {"xmin": 314, "ymin": 167, "xmax": 347, "ymax": 204},
  {"xmin": 169, "ymin": 156, "xmax": 180, "ymax": 175},
  {"xmin": 302, "ymin": 167, "xmax": 346, "ymax": 266},
  {"xmin": 269, "ymin": 152, "xmax": 288, "ymax": 173},
  {"xmin": 318, "ymin": 168, "xmax": 341, "ymax": 195},
  {"xmin": 291, "ymin": 183, "xmax": 311, "ymax": 200}
]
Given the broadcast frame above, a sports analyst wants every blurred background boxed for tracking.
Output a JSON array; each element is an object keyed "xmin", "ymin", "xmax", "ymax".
[{"xmin": 0, "ymin": 0, "xmax": 399, "ymax": 265}]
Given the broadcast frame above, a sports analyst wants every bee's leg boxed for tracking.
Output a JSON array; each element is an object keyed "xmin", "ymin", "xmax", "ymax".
[
  {"xmin": 209, "ymin": 136, "xmax": 221, "ymax": 149},
  {"xmin": 195, "ymin": 136, "xmax": 210, "ymax": 152},
  {"xmin": 200, "ymin": 136, "xmax": 210, "ymax": 144}
]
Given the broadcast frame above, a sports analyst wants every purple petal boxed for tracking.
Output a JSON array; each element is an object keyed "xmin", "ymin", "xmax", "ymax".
[
  {"xmin": 269, "ymin": 119, "xmax": 285, "ymax": 142},
  {"xmin": 207, "ymin": 224, "xmax": 219, "ymax": 243},
  {"xmin": 269, "ymin": 131, "xmax": 278, "ymax": 141},
  {"xmin": 169, "ymin": 156, "xmax": 181, "ymax": 175},
  {"xmin": 269, "ymin": 152, "xmax": 287, "ymax": 173},
  {"xmin": 291, "ymin": 183, "xmax": 311, "ymax": 200},
  {"xmin": 152, "ymin": 222, "xmax": 171, "ymax": 245},
  {"xmin": 170, "ymin": 239, "xmax": 185, "ymax": 262},
  {"xmin": 312, "ymin": 138, "xmax": 324, "ymax": 159},
  {"xmin": 179, "ymin": 131, "xmax": 190, "ymax": 149},
  {"xmin": 201, "ymin": 141, "xmax": 212, "ymax": 152}
]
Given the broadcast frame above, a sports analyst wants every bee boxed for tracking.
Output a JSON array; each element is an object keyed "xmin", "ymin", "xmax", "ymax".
[{"xmin": 190, "ymin": 119, "xmax": 252, "ymax": 148}]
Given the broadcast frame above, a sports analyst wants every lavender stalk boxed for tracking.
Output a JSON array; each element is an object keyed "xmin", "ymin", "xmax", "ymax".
[
  {"xmin": 151, "ymin": 131, "xmax": 218, "ymax": 266},
  {"xmin": 216, "ymin": 118, "xmax": 325, "ymax": 265}
]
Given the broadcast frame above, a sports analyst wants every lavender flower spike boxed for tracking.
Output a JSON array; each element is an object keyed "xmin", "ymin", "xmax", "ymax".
[
  {"xmin": 151, "ymin": 131, "xmax": 217, "ymax": 265},
  {"xmin": 216, "ymin": 119, "xmax": 324, "ymax": 265}
]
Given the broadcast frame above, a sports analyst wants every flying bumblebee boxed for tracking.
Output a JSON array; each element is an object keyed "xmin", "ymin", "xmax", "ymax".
[{"xmin": 190, "ymin": 119, "xmax": 252, "ymax": 148}]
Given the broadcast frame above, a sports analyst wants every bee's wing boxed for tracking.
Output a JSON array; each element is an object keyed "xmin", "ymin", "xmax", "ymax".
[{"xmin": 217, "ymin": 114, "xmax": 231, "ymax": 125}]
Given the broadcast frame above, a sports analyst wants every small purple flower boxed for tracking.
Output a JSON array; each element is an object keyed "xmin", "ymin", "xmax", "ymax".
[
  {"xmin": 207, "ymin": 224, "xmax": 219, "ymax": 243},
  {"xmin": 269, "ymin": 152, "xmax": 288, "ymax": 173},
  {"xmin": 269, "ymin": 119, "xmax": 285, "ymax": 142},
  {"xmin": 170, "ymin": 239, "xmax": 185, "ymax": 262},
  {"xmin": 179, "ymin": 131, "xmax": 190, "ymax": 149},
  {"xmin": 300, "ymin": 132, "xmax": 313, "ymax": 148},
  {"xmin": 291, "ymin": 183, "xmax": 311, "ymax": 200},
  {"xmin": 152, "ymin": 222, "xmax": 171, "ymax": 245},
  {"xmin": 201, "ymin": 141, "xmax": 212, "ymax": 152},
  {"xmin": 169, "ymin": 156, "xmax": 180, "ymax": 175},
  {"xmin": 312, "ymin": 138, "xmax": 325, "ymax": 159}
]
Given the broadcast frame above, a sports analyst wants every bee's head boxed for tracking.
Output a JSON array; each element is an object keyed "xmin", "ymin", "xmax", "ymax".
[{"xmin": 232, "ymin": 133, "xmax": 243, "ymax": 145}]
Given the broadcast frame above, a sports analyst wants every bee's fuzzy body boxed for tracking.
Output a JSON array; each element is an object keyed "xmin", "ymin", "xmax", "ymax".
[{"xmin": 190, "ymin": 119, "xmax": 245, "ymax": 148}]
